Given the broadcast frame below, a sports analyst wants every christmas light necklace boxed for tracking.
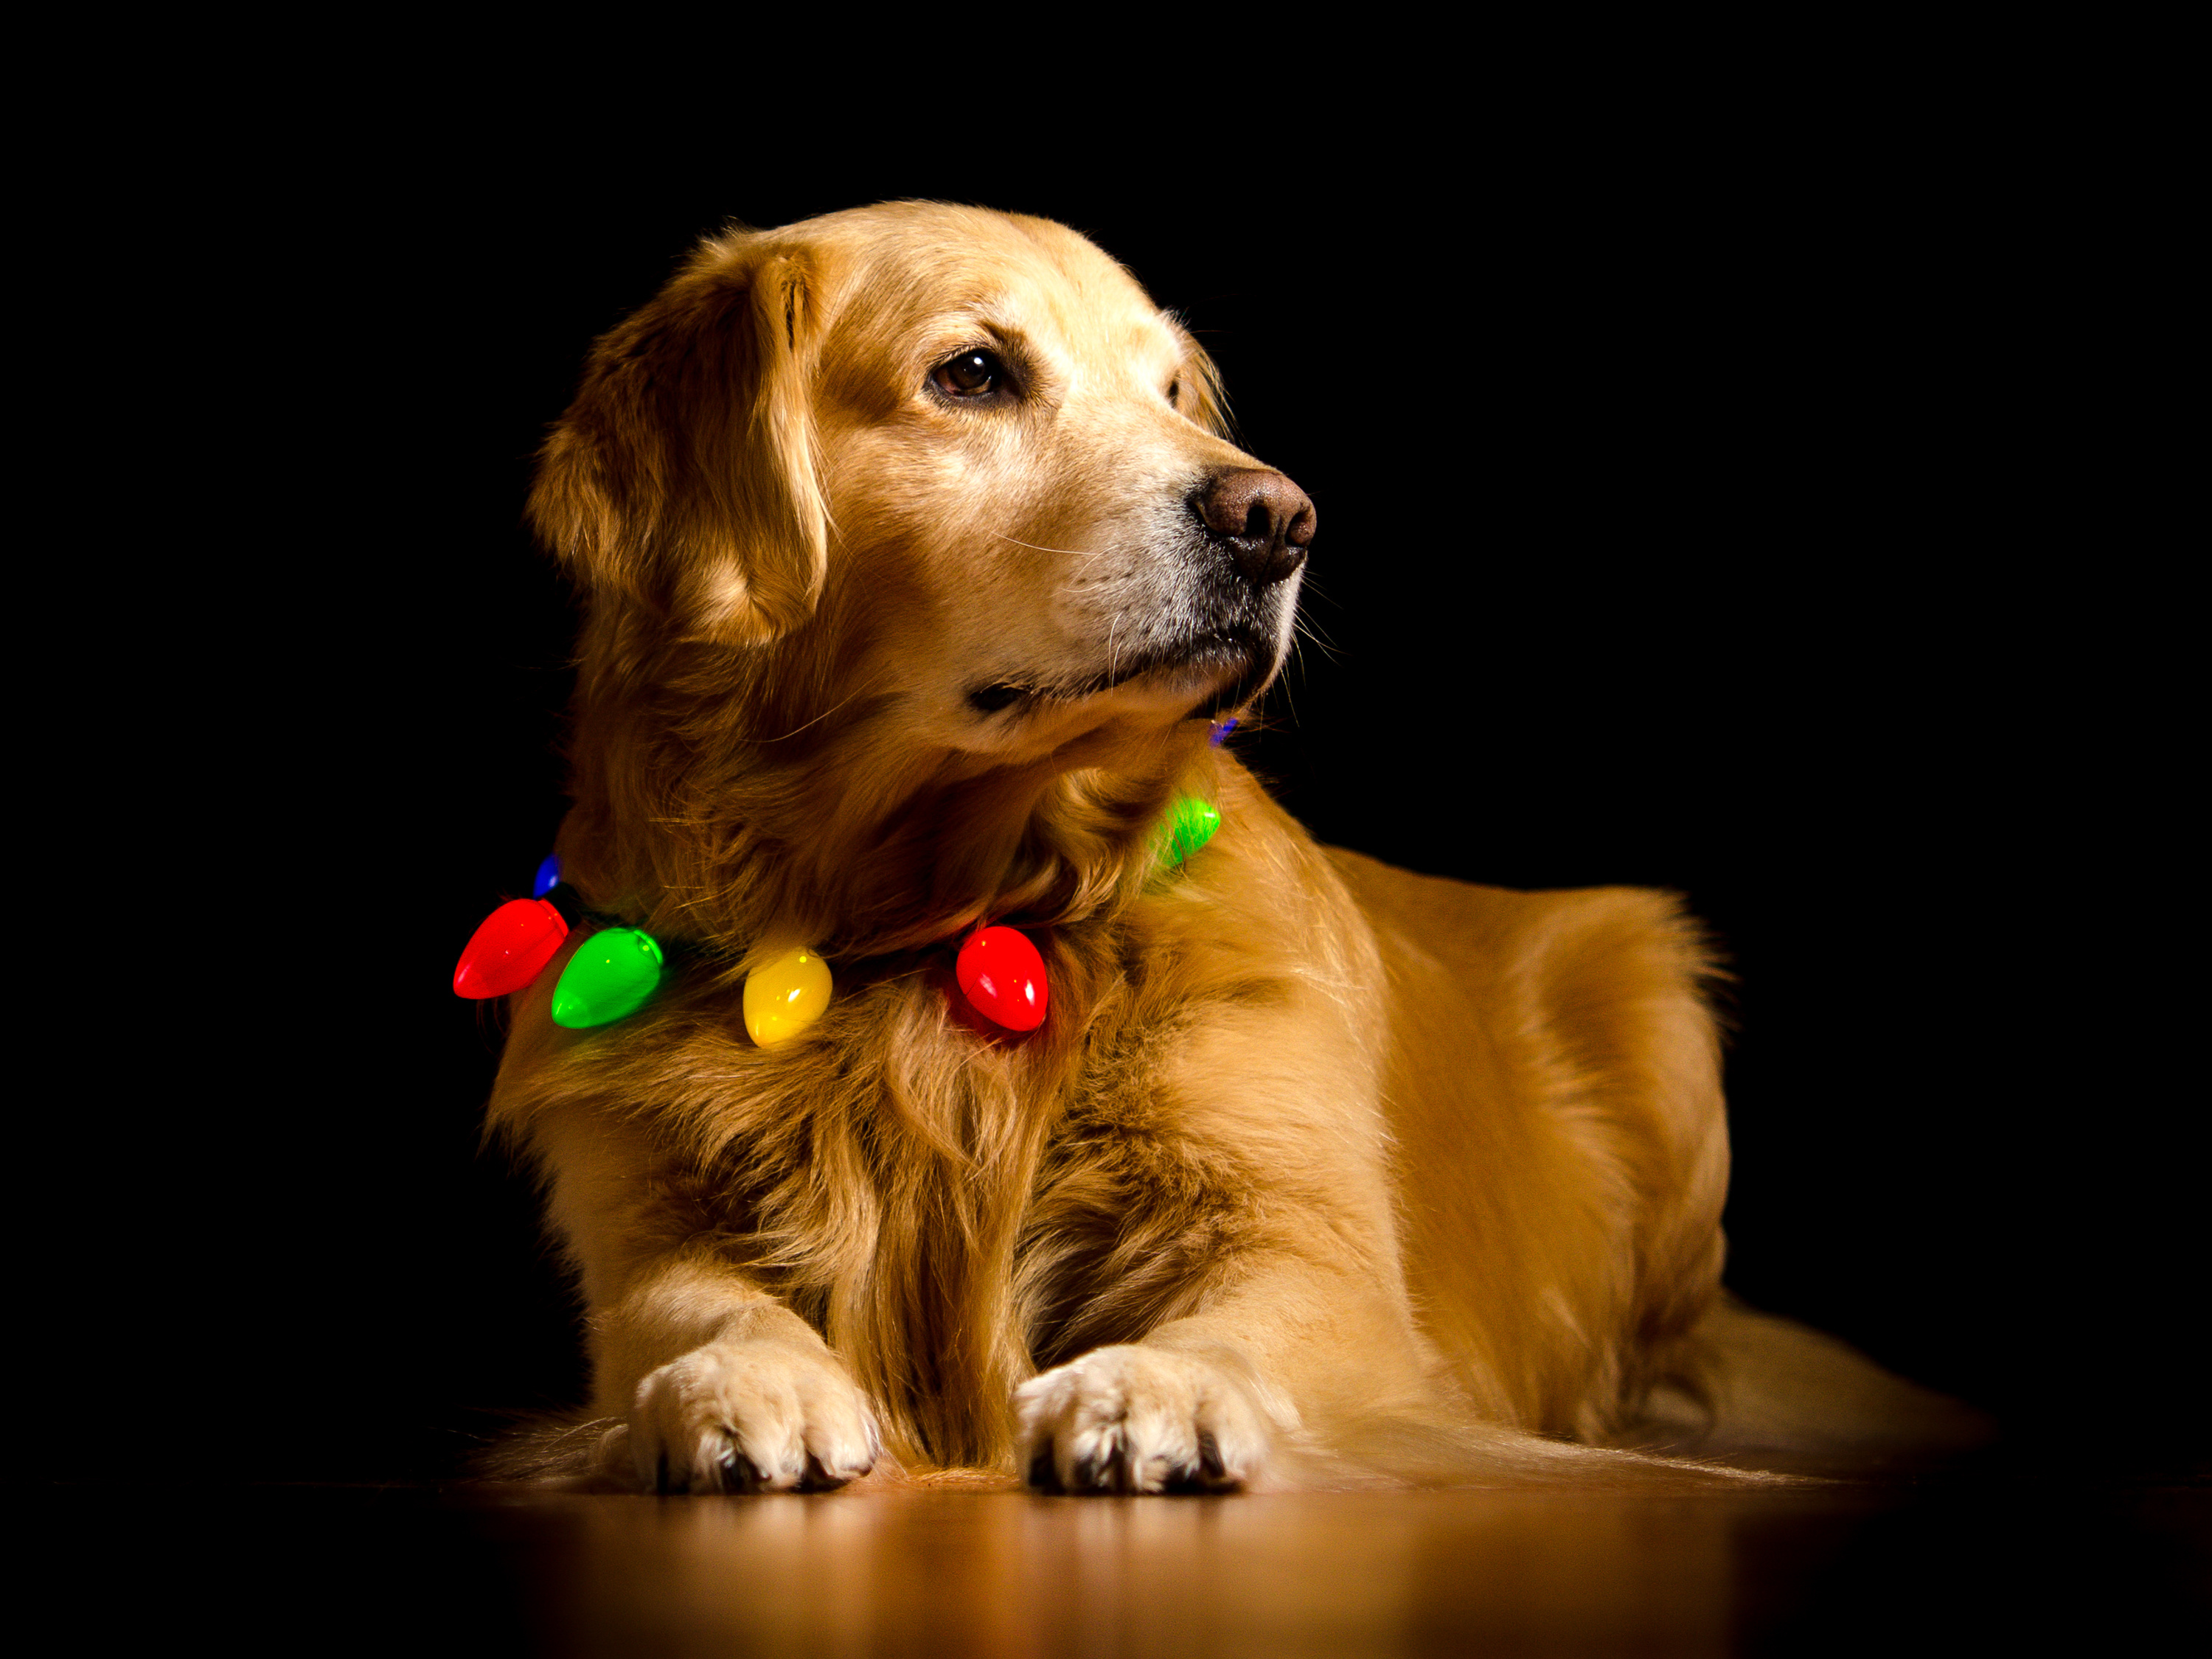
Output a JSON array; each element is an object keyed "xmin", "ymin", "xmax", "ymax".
[{"xmin": 453, "ymin": 782, "xmax": 1225, "ymax": 1046}]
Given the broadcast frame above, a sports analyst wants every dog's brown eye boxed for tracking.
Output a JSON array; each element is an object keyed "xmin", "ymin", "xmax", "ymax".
[
  {"xmin": 1167, "ymin": 379, "xmax": 1182, "ymax": 407},
  {"xmin": 932, "ymin": 349, "xmax": 1006, "ymax": 399}
]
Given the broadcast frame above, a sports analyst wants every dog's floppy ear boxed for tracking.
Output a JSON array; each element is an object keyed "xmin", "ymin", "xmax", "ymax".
[{"xmin": 531, "ymin": 232, "xmax": 828, "ymax": 644}]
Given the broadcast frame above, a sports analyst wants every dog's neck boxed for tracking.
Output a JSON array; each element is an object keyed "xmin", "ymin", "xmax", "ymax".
[{"xmin": 554, "ymin": 660, "xmax": 1222, "ymax": 968}]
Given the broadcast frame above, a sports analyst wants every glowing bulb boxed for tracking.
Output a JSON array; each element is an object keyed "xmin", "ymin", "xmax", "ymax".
[
  {"xmin": 551, "ymin": 928, "xmax": 665, "ymax": 1029},
  {"xmin": 1155, "ymin": 796, "xmax": 1222, "ymax": 868},
  {"xmin": 956, "ymin": 926, "xmax": 1049, "ymax": 1032},
  {"xmin": 744, "ymin": 947, "xmax": 832, "ymax": 1048},
  {"xmin": 453, "ymin": 898, "xmax": 569, "ymax": 998}
]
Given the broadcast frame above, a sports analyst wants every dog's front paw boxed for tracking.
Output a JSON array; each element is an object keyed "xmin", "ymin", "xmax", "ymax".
[
  {"xmin": 621, "ymin": 1338, "xmax": 880, "ymax": 1494},
  {"xmin": 1014, "ymin": 1345, "xmax": 1267, "ymax": 1494}
]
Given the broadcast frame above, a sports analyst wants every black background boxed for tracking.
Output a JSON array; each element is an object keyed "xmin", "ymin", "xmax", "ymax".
[{"xmin": 60, "ymin": 114, "xmax": 2192, "ymax": 1485}]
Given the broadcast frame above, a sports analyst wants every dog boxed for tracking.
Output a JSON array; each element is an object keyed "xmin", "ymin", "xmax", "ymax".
[{"xmin": 485, "ymin": 201, "xmax": 1979, "ymax": 1494}]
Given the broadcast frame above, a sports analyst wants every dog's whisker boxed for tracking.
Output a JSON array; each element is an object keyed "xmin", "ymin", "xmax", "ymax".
[
  {"xmin": 1292, "ymin": 613, "xmax": 1343, "ymax": 661},
  {"xmin": 992, "ymin": 530, "xmax": 1104, "ymax": 562},
  {"xmin": 754, "ymin": 672, "xmax": 890, "ymax": 743}
]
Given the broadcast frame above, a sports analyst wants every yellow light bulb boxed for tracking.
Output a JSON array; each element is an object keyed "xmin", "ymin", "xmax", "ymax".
[{"xmin": 743, "ymin": 946, "xmax": 832, "ymax": 1048}]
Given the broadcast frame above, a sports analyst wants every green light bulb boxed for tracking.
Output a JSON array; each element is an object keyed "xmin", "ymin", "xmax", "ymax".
[
  {"xmin": 1155, "ymin": 795, "xmax": 1221, "ymax": 868},
  {"xmin": 551, "ymin": 928, "xmax": 665, "ymax": 1029}
]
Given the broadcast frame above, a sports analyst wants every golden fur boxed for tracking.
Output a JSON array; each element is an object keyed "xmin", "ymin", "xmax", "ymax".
[{"xmin": 487, "ymin": 202, "xmax": 1975, "ymax": 1494}]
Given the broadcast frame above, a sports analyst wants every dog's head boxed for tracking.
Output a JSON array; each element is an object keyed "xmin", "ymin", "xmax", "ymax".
[
  {"xmin": 533, "ymin": 203, "xmax": 1313, "ymax": 949},
  {"xmin": 535, "ymin": 202, "xmax": 1310, "ymax": 757}
]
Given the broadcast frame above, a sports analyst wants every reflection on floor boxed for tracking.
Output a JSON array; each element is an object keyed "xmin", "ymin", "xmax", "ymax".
[{"xmin": 55, "ymin": 1461, "xmax": 2208, "ymax": 1655}]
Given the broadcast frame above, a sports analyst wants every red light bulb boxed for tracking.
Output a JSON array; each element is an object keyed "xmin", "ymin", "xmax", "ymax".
[
  {"xmin": 955, "ymin": 925, "xmax": 1049, "ymax": 1032},
  {"xmin": 453, "ymin": 897, "xmax": 570, "ymax": 998}
]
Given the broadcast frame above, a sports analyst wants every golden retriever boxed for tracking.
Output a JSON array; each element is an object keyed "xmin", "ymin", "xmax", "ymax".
[{"xmin": 486, "ymin": 201, "xmax": 1976, "ymax": 1493}]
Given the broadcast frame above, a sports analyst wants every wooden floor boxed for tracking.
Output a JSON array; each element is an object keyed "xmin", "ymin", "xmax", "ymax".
[{"xmin": 53, "ymin": 1467, "xmax": 2205, "ymax": 1655}]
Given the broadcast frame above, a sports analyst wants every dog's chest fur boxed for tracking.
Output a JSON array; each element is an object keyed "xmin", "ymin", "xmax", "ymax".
[{"xmin": 515, "ymin": 917, "xmax": 1270, "ymax": 1469}]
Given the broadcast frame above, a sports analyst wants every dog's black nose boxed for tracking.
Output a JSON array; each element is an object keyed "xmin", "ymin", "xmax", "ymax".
[{"xmin": 1191, "ymin": 468, "xmax": 1315, "ymax": 588}]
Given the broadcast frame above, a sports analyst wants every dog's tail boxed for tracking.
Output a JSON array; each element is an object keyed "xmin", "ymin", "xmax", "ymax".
[
  {"xmin": 1259, "ymin": 1415, "xmax": 1797, "ymax": 1494},
  {"xmin": 1698, "ymin": 1295, "xmax": 1998, "ymax": 1467},
  {"xmin": 1613, "ymin": 1293, "xmax": 1997, "ymax": 1478},
  {"xmin": 1254, "ymin": 1295, "xmax": 1993, "ymax": 1492}
]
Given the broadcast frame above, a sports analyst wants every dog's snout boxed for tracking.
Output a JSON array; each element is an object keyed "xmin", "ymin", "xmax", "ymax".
[{"xmin": 1191, "ymin": 468, "xmax": 1315, "ymax": 588}]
